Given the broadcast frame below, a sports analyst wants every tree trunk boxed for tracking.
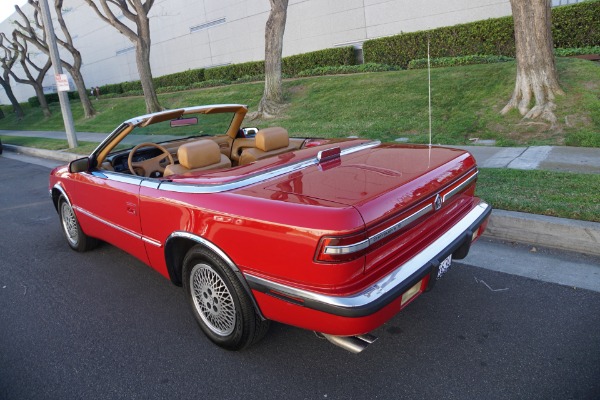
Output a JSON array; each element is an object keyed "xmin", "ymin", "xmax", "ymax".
[
  {"xmin": 0, "ymin": 78, "xmax": 24, "ymax": 119},
  {"xmin": 82, "ymin": 0, "xmax": 161, "ymax": 114},
  {"xmin": 52, "ymin": 0, "xmax": 95, "ymax": 118},
  {"xmin": 0, "ymin": 106, "xmax": 4, "ymax": 119},
  {"xmin": 34, "ymin": 84, "xmax": 51, "ymax": 118},
  {"xmin": 501, "ymin": 0, "xmax": 564, "ymax": 125},
  {"xmin": 257, "ymin": 0, "xmax": 289, "ymax": 118},
  {"xmin": 68, "ymin": 66, "xmax": 95, "ymax": 118},
  {"xmin": 136, "ymin": 40, "xmax": 161, "ymax": 113},
  {"xmin": 136, "ymin": 27, "xmax": 161, "ymax": 114}
]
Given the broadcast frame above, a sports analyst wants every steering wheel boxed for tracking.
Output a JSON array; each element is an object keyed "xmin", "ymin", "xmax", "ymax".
[{"xmin": 127, "ymin": 142, "xmax": 174, "ymax": 177}]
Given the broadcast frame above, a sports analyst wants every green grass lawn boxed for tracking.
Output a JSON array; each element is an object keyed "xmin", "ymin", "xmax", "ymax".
[
  {"xmin": 477, "ymin": 168, "xmax": 600, "ymax": 222},
  {"xmin": 1, "ymin": 57, "xmax": 599, "ymax": 147}
]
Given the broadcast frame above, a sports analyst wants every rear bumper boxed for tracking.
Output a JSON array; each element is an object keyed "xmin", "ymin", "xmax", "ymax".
[{"xmin": 246, "ymin": 200, "xmax": 491, "ymax": 322}]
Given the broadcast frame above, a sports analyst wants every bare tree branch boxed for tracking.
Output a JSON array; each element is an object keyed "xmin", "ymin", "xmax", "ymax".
[
  {"xmin": 83, "ymin": 0, "xmax": 161, "ymax": 113},
  {"xmin": 1, "ymin": 31, "xmax": 52, "ymax": 117},
  {"xmin": 14, "ymin": 1, "xmax": 96, "ymax": 117},
  {"xmin": 0, "ymin": 34, "xmax": 25, "ymax": 119}
]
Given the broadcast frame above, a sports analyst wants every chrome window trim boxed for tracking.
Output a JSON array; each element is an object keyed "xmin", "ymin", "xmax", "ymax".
[
  {"xmin": 141, "ymin": 179, "xmax": 161, "ymax": 189},
  {"xmin": 442, "ymin": 171, "xmax": 478, "ymax": 203},
  {"xmin": 157, "ymin": 141, "xmax": 380, "ymax": 194},
  {"xmin": 245, "ymin": 201, "xmax": 491, "ymax": 313},
  {"xmin": 92, "ymin": 170, "xmax": 160, "ymax": 189},
  {"xmin": 100, "ymin": 171, "xmax": 145, "ymax": 185}
]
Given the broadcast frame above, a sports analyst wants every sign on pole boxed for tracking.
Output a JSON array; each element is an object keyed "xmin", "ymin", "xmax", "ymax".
[{"xmin": 55, "ymin": 74, "xmax": 70, "ymax": 92}]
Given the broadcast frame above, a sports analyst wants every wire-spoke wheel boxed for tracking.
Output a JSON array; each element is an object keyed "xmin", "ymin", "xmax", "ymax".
[
  {"xmin": 58, "ymin": 195, "xmax": 97, "ymax": 252},
  {"xmin": 190, "ymin": 263, "xmax": 236, "ymax": 336},
  {"xmin": 61, "ymin": 200, "xmax": 80, "ymax": 247},
  {"xmin": 182, "ymin": 245, "xmax": 270, "ymax": 350}
]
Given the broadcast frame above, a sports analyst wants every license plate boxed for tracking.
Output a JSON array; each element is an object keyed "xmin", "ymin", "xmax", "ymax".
[{"xmin": 437, "ymin": 254, "xmax": 453, "ymax": 279}]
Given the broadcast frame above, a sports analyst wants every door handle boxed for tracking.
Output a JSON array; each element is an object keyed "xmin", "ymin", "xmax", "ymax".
[{"xmin": 126, "ymin": 202, "xmax": 137, "ymax": 216}]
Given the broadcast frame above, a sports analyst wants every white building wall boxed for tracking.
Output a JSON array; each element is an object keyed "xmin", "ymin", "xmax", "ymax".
[{"xmin": 0, "ymin": 0, "xmax": 517, "ymax": 104}]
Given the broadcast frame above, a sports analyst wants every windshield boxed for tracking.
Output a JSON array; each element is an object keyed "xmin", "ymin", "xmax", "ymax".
[{"xmin": 130, "ymin": 111, "xmax": 235, "ymax": 144}]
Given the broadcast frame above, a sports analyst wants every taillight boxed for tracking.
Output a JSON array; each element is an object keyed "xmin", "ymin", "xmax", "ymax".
[{"xmin": 315, "ymin": 231, "xmax": 369, "ymax": 263}]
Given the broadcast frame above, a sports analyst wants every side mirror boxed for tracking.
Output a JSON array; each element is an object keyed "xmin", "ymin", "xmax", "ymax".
[{"xmin": 69, "ymin": 157, "xmax": 90, "ymax": 173}]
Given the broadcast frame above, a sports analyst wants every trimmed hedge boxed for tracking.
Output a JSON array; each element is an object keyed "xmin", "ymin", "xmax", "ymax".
[
  {"xmin": 282, "ymin": 46, "xmax": 356, "ymax": 76},
  {"xmin": 554, "ymin": 46, "xmax": 600, "ymax": 56},
  {"xmin": 121, "ymin": 80, "xmax": 142, "ymax": 92},
  {"xmin": 33, "ymin": 47, "xmax": 355, "ymax": 104},
  {"xmin": 154, "ymin": 68, "xmax": 205, "ymax": 87},
  {"xmin": 364, "ymin": 0, "xmax": 600, "ymax": 68},
  {"xmin": 100, "ymin": 82, "xmax": 124, "ymax": 95},
  {"xmin": 27, "ymin": 91, "xmax": 79, "ymax": 107},
  {"xmin": 296, "ymin": 63, "xmax": 399, "ymax": 77},
  {"xmin": 363, "ymin": 17, "xmax": 515, "ymax": 68},
  {"xmin": 552, "ymin": 1, "xmax": 600, "ymax": 48},
  {"xmin": 205, "ymin": 61, "xmax": 264, "ymax": 81},
  {"xmin": 408, "ymin": 55, "xmax": 514, "ymax": 69},
  {"xmin": 204, "ymin": 47, "xmax": 356, "ymax": 82}
]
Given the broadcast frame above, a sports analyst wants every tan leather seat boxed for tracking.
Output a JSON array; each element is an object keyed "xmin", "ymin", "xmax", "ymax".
[
  {"xmin": 238, "ymin": 127, "xmax": 296, "ymax": 165},
  {"xmin": 164, "ymin": 140, "xmax": 231, "ymax": 177}
]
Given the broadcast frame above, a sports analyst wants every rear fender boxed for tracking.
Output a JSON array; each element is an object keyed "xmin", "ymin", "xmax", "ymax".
[{"xmin": 164, "ymin": 231, "xmax": 265, "ymax": 320}]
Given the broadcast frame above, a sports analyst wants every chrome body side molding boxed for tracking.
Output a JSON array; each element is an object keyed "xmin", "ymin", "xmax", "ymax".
[{"xmin": 73, "ymin": 206, "xmax": 162, "ymax": 248}]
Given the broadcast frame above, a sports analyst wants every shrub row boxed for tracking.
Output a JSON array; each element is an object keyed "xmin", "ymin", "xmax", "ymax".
[
  {"xmin": 408, "ymin": 55, "xmax": 514, "ymax": 69},
  {"xmin": 204, "ymin": 46, "xmax": 356, "ymax": 81},
  {"xmin": 554, "ymin": 46, "xmax": 600, "ymax": 56},
  {"xmin": 552, "ymin": 1, "xmax": 600, "ymax": 48},
  {"xmin": 296, "ymin": 63, "xmax": 399, "ymax": 77},
  {"xmin": 91, "ymin": 47, "xmax": 355, "ymax": 98},
  {"xmin": 27, "ymin": 91, "xmax": 79, "ymax": 107},
  {"xmin": 363, "ymin": 0, "xmax": 600, "ymax": 68},
  {"xmin": 282, "ymin": 46, "xmax": 356, "ymax": 76},
  {"xmin": 205, "ymin": 61, "xmax": 264, "ymax": 81}
]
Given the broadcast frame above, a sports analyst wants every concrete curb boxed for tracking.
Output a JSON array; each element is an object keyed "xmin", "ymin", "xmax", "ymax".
[
  {"xmin": 3, "ymin": 144, "xmax": 85, "ymax": 163},
  {"xmin": 484, "ymin": 209, "xmax": 600, "ymax": 257}
]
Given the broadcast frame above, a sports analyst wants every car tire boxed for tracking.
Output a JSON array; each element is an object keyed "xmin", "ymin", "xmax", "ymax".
[
  {"xmin": 58, "ymin": 195, "xmax": 97, "ymax": 252},
  {"xmin": 182, "ymin": 245, "xmax": 269, "ymax": 350}
]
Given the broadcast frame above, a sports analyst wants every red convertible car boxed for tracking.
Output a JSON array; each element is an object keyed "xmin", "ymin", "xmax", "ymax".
[{"xmin": 49, "ymin": 104, "xmax": 491, "ymax": 353}]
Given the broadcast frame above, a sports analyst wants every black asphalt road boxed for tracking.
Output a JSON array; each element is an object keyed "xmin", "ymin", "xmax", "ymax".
[{"xmin": 1, "ymin": 155, "xmax": 599, "ymax": 400}]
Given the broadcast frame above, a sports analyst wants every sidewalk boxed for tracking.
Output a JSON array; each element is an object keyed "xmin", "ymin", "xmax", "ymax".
[{"xmin": 2, "ymin": 129, "xmax": 600, "ymax": 257}]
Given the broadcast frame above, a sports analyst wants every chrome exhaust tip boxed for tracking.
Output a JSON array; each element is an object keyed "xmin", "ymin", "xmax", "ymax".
[{"xmin": 320, "ymin": 333, "xmax": 378, "ymax": 354}]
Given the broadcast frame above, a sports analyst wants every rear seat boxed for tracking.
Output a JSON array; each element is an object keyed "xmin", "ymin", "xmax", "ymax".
[{"xmin": 238, "ymin": 127, "xmax": 297, "ymax": 165}]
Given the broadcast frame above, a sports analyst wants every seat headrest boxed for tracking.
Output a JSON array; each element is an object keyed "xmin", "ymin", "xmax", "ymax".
[
  {"xmin": 256, "ymin": 127, "xmax": 289, "ymax": 151},
  {"xmin": 177, "ymin": 140, "xmax": 221, "ymax": 169}
]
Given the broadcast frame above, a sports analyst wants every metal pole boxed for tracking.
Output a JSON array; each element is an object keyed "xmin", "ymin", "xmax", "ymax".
[{"xmin": 38, "ymin": 0, "xmax": 78, "ymax": 148}]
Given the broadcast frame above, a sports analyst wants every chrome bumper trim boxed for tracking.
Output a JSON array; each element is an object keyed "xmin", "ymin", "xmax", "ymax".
[{"xmin": 245, "ymin": 200, "xmax": 491, "ymax": 318}]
